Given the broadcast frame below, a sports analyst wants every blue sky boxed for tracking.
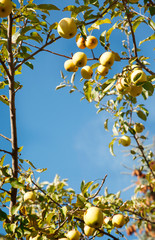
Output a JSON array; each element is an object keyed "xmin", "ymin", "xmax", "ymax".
[{"xmin": 0, "ymin": 0, "xmax": 155, "ymax": 238}]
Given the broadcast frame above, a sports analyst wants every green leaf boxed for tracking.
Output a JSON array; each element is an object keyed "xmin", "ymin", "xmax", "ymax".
[
  {"xmin": 137, "ymin": 110, "xmax": 147, "ymax": 121},
  {"xmin": 36, "ymin": 168, "xmax": 47, "ymax": 173},
  {"xmin": 25, "ymin": 61, "xmax": 34, "ymax": 70},
  {"xmin": 11, "ymin": 202, "xmax": 21, "ymax": 215},
  {"xmin": 0, "ymin": 155, "xmax": 6, "ymax": 167},
  {"xmin": 142, "ymin": 81, "xmax": 154, "ymax": 96},
  {"xmin": 139, "ymin": 34, "xmax": 155, "ymax": 46},
  {"xmin": 71, "ymin": 72, "xmax": 76, "ymax": 84},
  {"xmin": 106, "ymin": 22, "xmax": 117, "ymax": 42},
  {"xmin": 61, "ymin": 206, "xmax": 67, "ymax": 217},
  {"xmin": 55, "ymin": 84, "xmax": 66, "ymax": 90},
  {"xmin": 10, "ymin": 179, "xmax": 24, "ymax": 189},
  {"xmin": 37, "ymin": 4, "xmax": 60, "ymax": 11},
  {"xmin": 109, "ymin": 138, "xmax": 117, "ymax": 156},
  {"xmin": 0, "ymin": 95, "xmax": 9, "ymax": 106},
  {"xmin": 18, "ymin": 146, "xmax": 23, "ymax": 153},
  {"xmin": 23, "ymin": 159, "xmax": 36, "ymax": 169},
  {"xmin": 0, "ymin": 209, "xmax": 7, "ymax": 221},
  {"xmin": 81, "ymin": 181, "xmax": 94, "ymax": 194},
  {"xmin": 104, "ymin": 119, "xmax": 109, "ymax": 131}
]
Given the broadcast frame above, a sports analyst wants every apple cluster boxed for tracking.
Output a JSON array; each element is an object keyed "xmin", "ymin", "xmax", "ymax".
[
  {"xmin": 116, "ymin": 64, "xmax": 147, "ymax": 98},
  {"xmin": 57, "ymin": 17, "xmax": 116, "ymax": 80},
  {"xmin": 57, "ymin": 206, "xmax": 126, "ymax": 240},
  {"xmin": 0, "ymin": 0, "xmax": 12, "ymax": 18}
]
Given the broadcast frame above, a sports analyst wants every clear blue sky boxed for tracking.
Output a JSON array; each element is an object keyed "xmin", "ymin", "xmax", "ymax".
[{"xmin": 0, "ymin": 0, "xmax": 155, "ymax": 238}]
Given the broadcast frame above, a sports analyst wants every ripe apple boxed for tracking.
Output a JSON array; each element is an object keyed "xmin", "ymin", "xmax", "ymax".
[
  {"xmin": 84, "ymin": 206, "xmax": 103, "ymax": 228},
  {"xmin": 134, "ymin": 123, "xmax": 145, "ymax": 133},
  {"xmin": 149, "ymin": 161, "xmax": 155, "ymax": 171},
  {"xmin": 97, "ymin": 65, "xmax": 109, "ymax": 77},
  {"xmin": 57, "ymin": 18, "xmax": 77, "ymax": 39},
  {"xmin": 81, "ymin": 65, "xmax": 93, "ymax": 79},
  {"xmin": 116, "ymin": 78, "xmax": 130, "ymax": 94},
  {"xmin": 119, "ymin": 135, "xmax": 131, "ymax": 147},
  {"xmin": 128, "ymin": 84, "xmax": 142, "ymax": 97},
  {"xmin": 85, "ymin": 36, "xmax": 98, "ymax": 49},
  {"xmin": 72, "ymin": 52, "xmax": 87, "ymax": 67},
  {"xmin": 0, "ymin": 0, "xmax": 12, "ymax": 18},
  {"xmin": 64, "ymin": 59, "xmax": 78, "ymax": 72},
  {"xmin": 131, "ymin": 64, "xmax": 142, "ymax": 71},
  {"xmin": 24, "ymin": 191, "xmax": 36, "ymax": 202},
  {"xmin": 66, "ymin": 229, "xmax": 80, "ymax": 240},
  {"xmin": 99, "ymin": 51, "xmax": 114, "ymax": 67},
  {"xmin": 130, "ymin": 69, "xmax": 147, "ymax": 84},
  {"xmin": 84, "ymin": 225, "xmax": 95, "ymax": 236},
  {"xmin": 112, "ymin": 214, "xmax": 125, "ymax": 228},
  {"xmin": 76, "ymin": 37, "xmax": 86, "ymax": 49}
]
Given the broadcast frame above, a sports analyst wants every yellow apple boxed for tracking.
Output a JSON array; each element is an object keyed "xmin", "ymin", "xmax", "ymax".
[
  {"xmin": 64, "ymin": 59, "xmax": 78, "ymax": 72},
  {"xmin": 128, "ymin": 84, "xmax": 142, "ymax": 97},
  {"xmin": 99, "ymin": 51, "xmax": 114, "ymax": 67},
  {"xmin": 119, "ymin": 135, "xmax": 131, "ymax": 147},
  {"xmin": 130, "ymin": 69, "xmax": 147, "ymax": 84},
  {"xmin": 81, "ymin": 65, "xmax": 93, "ymax": 79},
  {"xmin": 85, "ymin": 36, "xmax": 98, "ymax": 49},
  {"xmin": 131, "ymin": 64, "xmax": 142, "ymax": 71},
  {"xmin": 0, "ymin": 0, "xmax": 12, "ymax": 18},
  {"xmin": 84, "ymin": 206, "xmax": 103, "ymax": 228},
  {"xmin": 112, "ymin": 214, "xmax": 125, "ymax": 228},
  {"xmin": 72, "ymin": 52, "xmax": 87, "ymax": 67},
  {"xmin": 24, "ymin": 191, "xmax": 36, "ymax": 202},
  {"xmin": 129, "ymin": 0, "xmax": 139, "ymax": 3},
  {"xmin": 84, "ymin": 225, "xmax": 95, "ymax": 236},
  {"xmin": 57, "ymin": 18, "xmax": 77, "ymax": 39},
  {"xmin": 97, "ymin": 65, "xmax": 109, "ymax": 77},
  {"xmin": 134, "ymin": 123, "xmax": 145, "ymax": 133},
  {"xmin": 116, "ymin": 78, "xmax": 130, "ymax": 94},
  {"xmin": 66, "ymin": 229, "xmax": 80, "ymax": 240},
  {"xmin": 76, "ymin": 37, "xmax": 86, "ymax": 49},
  {"xmin": 149, "ymin": 161, "xmax": 155, "ymax": 171}
]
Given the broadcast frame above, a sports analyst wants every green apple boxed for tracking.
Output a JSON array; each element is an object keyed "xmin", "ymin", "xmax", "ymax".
[
  {"xmin": 134, "ymin": 123, "xmax": 145, "ymax": 133},
  {"xmin": 81, "ymin": 65, "xmax": 93, "ymax": 79},
  {"xmin": 57, "ymin": 18, "xmax": 77, "ymax": 39},
  {"xmin": 84, "ymin": 225, "xmax": 95, "ymax": 236},
  {"xmin": 0, "ymin": 0, "xmax": 12, "ymax": 18},
  {"xmin": 119, "ymin": 136, "xmax": 131, "ymax": 147},
  {"xmin": 116, "ymin": 77, "xmax": 130, "ymax": 94},
  {"xmin": 97, "ymin": 65, "xmax": 109, "ymax": 77},
  {"xmin": 24, "ymin": 191, "xmax": 36, "ymax": 202},
  {"xmin": 85, "ymin": 36, "xmax": 98, "ymax": 49},
  {"xmin": 66, "ymin": 229, "xmax": 80, "ymax": 240},
  {"xmin": 99, "ymin": 51, "xmax": 114, "ymax": 67},
  {"xmin": 64, "ymin": 59, "xmax": 78, "ymax": 72},
  {"xmin": 112, "ymin": 214, "xmax": 125, "ymax": 228},
  {"xmin": 130, "ymin": 69, "xmax": 147, "ymax": 84},
  {"xmin": 84, "ymin": 206, "xmax": 103, "ymax": 228},
  {"xmin": 128, "ymin": 84, "xmax": 142, "ymax": 97},
  {"xmin": 72, "ymin": 52, "xmax": 87, "ymax": 67}
]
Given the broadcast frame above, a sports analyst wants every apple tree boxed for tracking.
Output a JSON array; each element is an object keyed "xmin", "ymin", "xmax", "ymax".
[{"xmin": 0, "ymin": 0, "xmax": 155, "ymax": 239}]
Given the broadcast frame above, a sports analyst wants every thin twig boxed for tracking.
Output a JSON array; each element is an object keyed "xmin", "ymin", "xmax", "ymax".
[
  {"xmin": 0, "ymin": 133, "xmax": 11, "ymax": 142},
  {"xmin": 0, "ymin": 188, "xmax": 11, "ymax": 195},
  {"xmin": 0, "ymin": 149, "xmax": 12, "ymax": 155},
  {"xmin": 32, "ymin": 180, "xmax": 62, "ymax": 208},
  {"xmin": 87, "ymin": 175, "xmax": 107, "ymax": 200}
]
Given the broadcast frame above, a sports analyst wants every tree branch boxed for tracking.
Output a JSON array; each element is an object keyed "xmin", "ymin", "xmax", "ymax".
[
  {"xmin": 0, "ymin": 133, "xmax": 11, "ymax": 142},
  {"xmin": 0, "ymin": 149, "xmax": 12, "ymax": 155},
  {"xmin": 87, "ymin": 175, "xmax": 107, "ymax": 200}
]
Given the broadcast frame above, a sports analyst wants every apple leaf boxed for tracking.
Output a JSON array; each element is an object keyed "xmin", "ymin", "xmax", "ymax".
[
  {"xmin": 109, "ymin": 138, "xmax": 117, "ymax": 156},
  {"xmin": 104, "ymin": 119, "xmax": 109, "ymax": 132},
  {"xmin": 0, "ymin": 209, "xmax": 7, "ymax": 221},
  {"xmin": 11, "ymin": 202, "xmax": 22, "ymax": 215},
  {"xmin": 0, "ymin": 155, "xmax": 6, "ymax": 167},
  {"xmin": 81, "ymin": 181, "xmax": 94, "ymax": 194},
  {"xmin": 37, "ymin": 4, "xmax": 60, "ymax": 11},
  {"xmin": 139, "ymin": 33, "xmax": 155, "ymax": 46},
  {"xmin": 137, "ymin": 110, "xmax": 147, "ymax": 121}
]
